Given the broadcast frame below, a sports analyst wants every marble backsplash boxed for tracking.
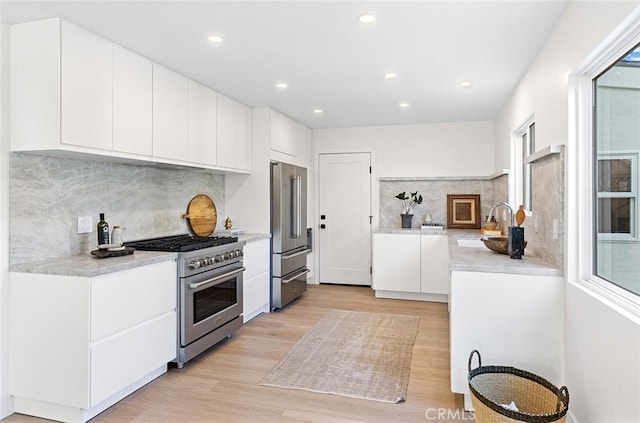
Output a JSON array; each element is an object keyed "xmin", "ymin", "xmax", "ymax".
[
  {"xmin": 10, "ymin": 153, "xmax": 225, "ymax": 265},
  {"xmin": 379, "ymin": 147, "xmax": 565, "ymax": 270},
  {"xmin": 379, "ymin": 178, "xmax": 496, "ymax": 228},
  {"xmin": 526, "ymin": 148, "xmax": 565, "ymax": 268}
]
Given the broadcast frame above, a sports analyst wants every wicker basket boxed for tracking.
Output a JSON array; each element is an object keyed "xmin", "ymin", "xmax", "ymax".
[{"xmin": 468, "ymin": 350, "xmax": 569, "ymax": 423}]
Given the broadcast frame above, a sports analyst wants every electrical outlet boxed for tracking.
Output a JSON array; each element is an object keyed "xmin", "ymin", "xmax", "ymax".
[
  {"xmin": 77, "ymin": 216, "xmax": 93, "ymax": 234},
  {"xmin": 552, "ymin": 219, "xmax": 559, "ymax": 240}
]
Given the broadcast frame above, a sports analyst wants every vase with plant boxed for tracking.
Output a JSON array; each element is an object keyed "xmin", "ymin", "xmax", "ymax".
[{"xmin": 395, "ymin": 191, "xmax": 423, "ymax": 228}]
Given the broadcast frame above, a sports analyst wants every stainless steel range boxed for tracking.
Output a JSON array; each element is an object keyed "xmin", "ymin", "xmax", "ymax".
[{"xmin": 125, "ymin": 234, "xmax": 245, "ymax": 368}]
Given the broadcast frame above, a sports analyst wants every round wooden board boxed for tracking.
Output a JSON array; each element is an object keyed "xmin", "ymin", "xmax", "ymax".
[{"xmin": 184, "ymin": 194, "xmax": 217, "ymax": 237}]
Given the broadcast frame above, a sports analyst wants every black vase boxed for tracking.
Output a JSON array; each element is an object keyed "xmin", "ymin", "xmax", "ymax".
[{"xmin": 400, "ymin": 214, "xmax": 413, "ymax": 228}]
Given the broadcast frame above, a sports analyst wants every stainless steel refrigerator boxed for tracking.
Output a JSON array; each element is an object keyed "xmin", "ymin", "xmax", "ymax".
[{"xmin": 271, "ymin": 161, "xmax": 309, "ymax": 309}]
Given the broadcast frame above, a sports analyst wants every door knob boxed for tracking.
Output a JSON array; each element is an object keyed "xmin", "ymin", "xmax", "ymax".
[{"xmin": 320, "ymin": 224, "xmax": 326, "ymax": 229}]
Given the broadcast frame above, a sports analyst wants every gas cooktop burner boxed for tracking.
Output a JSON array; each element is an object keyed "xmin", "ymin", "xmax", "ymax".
[{"xmin": 125, "ymin": 234, "xmax": 238, "ymax": 252}]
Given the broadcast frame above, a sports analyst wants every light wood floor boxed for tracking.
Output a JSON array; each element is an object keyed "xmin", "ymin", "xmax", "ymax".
[{"xmin": 4, "ymin": 284, "xmax": 472, "ymax": 422}]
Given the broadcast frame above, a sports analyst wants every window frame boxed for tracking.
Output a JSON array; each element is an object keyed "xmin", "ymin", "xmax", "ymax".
[
  {"xmin": 512, "ymin": 117, "xmax": 535, "ymax": 213},
  {"xmin": 569, "ymin": 12, "xmax": 640, "ymax": 313}
]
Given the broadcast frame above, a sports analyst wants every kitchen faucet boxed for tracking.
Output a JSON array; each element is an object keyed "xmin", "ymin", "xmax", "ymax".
[{"xmin": 487, "ymin": 202, "xmax": 515, "ymax": 227}]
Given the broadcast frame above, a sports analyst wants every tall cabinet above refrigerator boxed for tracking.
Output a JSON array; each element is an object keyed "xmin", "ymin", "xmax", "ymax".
[{"xmin": 271, "ymin": 161, "xmax": 309, "ymax": 309}]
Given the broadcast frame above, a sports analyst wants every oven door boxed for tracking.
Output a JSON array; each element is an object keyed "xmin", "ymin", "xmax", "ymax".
[{"xmin": 181, "ymin": 264, "xmax": 244, "ymax": 346}]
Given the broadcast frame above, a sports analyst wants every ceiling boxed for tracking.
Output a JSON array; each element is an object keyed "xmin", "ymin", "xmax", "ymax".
[{"xmin": 1, "ymin": 1, "xmax": 568, "ymax": 129}]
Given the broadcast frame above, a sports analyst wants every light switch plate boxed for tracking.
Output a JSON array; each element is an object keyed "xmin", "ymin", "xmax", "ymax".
[{"xmin": 77, "ymin": 216, "xmax": 93, "ymax": 234}]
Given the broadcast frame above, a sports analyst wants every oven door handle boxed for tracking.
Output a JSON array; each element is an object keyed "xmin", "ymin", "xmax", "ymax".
[
  {"xmin": 282, "ymin": 268, "xmax": 310, "ymax": 284},
  {"xmin": 282, "ymin": 248, "xmax": 310, "ymax": 260},
  {"xmin": 189, "ymin": 267, "xmax": 246, "ymax": 289}
]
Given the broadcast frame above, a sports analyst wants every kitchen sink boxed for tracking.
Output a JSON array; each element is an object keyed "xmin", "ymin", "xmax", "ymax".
[{"xmin": 456, "ymin": 238, "xmax": 485, "ymax": 248}]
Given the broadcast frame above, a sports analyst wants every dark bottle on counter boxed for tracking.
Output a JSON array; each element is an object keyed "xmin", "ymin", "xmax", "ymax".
[{"xmin": 97, "ymin": 213, "xmax": 110, "ymax": 246}]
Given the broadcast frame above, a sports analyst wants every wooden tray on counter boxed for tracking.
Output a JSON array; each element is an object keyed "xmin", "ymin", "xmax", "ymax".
[{"xmin": 90, "ymin": 246, "xmax": 134, "ymax": 259}]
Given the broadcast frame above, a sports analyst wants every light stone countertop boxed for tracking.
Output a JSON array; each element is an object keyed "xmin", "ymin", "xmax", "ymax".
[
  {"xmin": 10, "ymin": 234, "xmax": 271, "ymax": 278},
  {"xmin": 234, "ymin": 233, "xmax": 271, "ymax": 243},
  {"xmin": 10, "ymin": 250, "xmax": 178, "ymax": 278},
  {"xmin": 373, "ymin": 227, "xmax": 446, "ymax": 235},
  {"xmin": 374, "ymin": 227, "xmax": 563, "ymax": 277}
]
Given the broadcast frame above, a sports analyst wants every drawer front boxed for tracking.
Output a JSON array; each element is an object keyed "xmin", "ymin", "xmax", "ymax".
[
  {"xmin": 91, "ymin": 261, "xmax": 177, "ymax": 341},
  {"xmin": 90, "ymin": 311, "xmax": 176, "ymax": 406}
]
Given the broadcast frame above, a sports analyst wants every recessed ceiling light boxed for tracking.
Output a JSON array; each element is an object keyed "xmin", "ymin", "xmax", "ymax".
[
  {"xmin": 313, "ymin": 109, "xmax": 323, "ymax": 114},
  {"xmin": 275, "ymin": 81, "xmax": 288, "ymax": 89},
  {"xmin": 459, "ymin": 80, "xmax": 472, "ymax": 88},
  {"xmin": 207, "ymin": 34, "xmax": 223, "ymax": 44},
  {"xmin": 385, "ymin": 72, "xmax": 398, "ymax": 80},
  {"xmin": 399, "ymin": 102, "xmax": 410, "ymax": 109},
  {"xmin": 359, "ymin": 14, "xmax": 376, "ymax": 24}
]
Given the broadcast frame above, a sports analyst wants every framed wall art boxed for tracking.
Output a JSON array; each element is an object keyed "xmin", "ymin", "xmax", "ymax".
[{"xmin": 447, "ymin": 194, "xmax": 481, "ymax": 229}]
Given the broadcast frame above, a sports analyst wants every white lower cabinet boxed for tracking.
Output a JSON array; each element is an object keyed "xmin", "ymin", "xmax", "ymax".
[
  {"xmin": 243, "ymin": 238, "xmax": 271, "ymax": 322},
  {"xmin": 372, "ymin": 233, "xmax": 420, "ymax": 293},
  {"xmin": 449, "ymin": 270, "xmax": 564, "ymax": 410},
  {"xmin": 9, "ymin": 261, "xmax": 177, "ymax": 423},
  {"xmin": 372, "ymin": 232, "xmax": 448, "ymax": 302}
]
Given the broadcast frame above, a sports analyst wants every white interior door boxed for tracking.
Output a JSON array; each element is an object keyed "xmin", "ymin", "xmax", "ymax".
[{"xmin": 318, "ymin": 153, "xmax": 371, "ymax": 285}]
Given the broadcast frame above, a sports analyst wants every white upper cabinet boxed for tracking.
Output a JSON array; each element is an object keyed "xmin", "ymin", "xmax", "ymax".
[
  {"xmin": 61, "ymin": 21, "xmax": 113, "ymax": 151},
  {"xmin": 11, "ymin": 18, "xmax": 113, "ymax": 152},
  {"xmin": 217, "ymin": 93, "xmax": 252, "ymax": 172},
  {"xmin": 11, "ymin": 18, "xmax": 251, "ymax": 173},
  {"xmin": 270, "ymin": 109, "xmax": 298, "ymax": 158},
  {"xmin": 152, "ymin": 64, "xmax": 189, "ymax": 162},
  {"xmin": 112, "ymin": 45, "xmax": 152, "ymax": 156},
  {"xmin": 188, "ymin": 80, "xmax": 217, "ymax": 166}
]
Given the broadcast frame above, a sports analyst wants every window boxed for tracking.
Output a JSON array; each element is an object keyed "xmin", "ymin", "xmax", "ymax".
[
  {"xmin": 593, "ymin": 44, "xmax": 640, "ymax": 296},
  {"xmin": 513, "ymin": 120, "xmax": 535, "ymax": 211}
]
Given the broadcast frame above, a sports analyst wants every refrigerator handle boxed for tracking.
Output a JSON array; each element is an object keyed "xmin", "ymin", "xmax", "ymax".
[{"xmin": 291, "ymin": 176, "xmax": 302, "ymax": 238}]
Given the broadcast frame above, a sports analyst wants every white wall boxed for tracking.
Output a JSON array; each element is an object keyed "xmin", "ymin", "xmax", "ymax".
[
  {"xmin": 0, "ymin": 20, "xmax": 12, "ymax": 418},
  {"xmin": 314, "ymin": 121, "xmax": 495, "ymax": 178},
  {"xmin": 494, "ymin": 2, "xmax": 640, "ymax": 422},
  {"xmin": 494, "ymin": 1, "xmax": 637, "ymax": 170}
]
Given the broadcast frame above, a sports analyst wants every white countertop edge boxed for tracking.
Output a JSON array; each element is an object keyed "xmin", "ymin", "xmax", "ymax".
[
  {"xmin": 524, "ymin": 144, "xmax": 564, "ymax": 164},
  {"xmin": 10, "ymin": 251, "xmax": 178, "ymax": 278},
  {"xmin": 236, "ymin": 233, "xmax": 271, "ymax": 243},
  {"xmin": 373, "ymin": 227, "xmax": 446, "ymax": 235}
]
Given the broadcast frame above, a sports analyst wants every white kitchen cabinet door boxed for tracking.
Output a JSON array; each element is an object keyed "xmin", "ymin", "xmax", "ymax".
[
  {"xmin": 216, "ymin": 93, "xmax": 237, "ymax": 168},
  {"xmin": 10, "ymin": 18, "xmax": 61, "ymax": 151},
  {"xmin": 296, "ymin": 123, "xmax": 312, "ymax": 168},
  {"xmin": 113, "ymin": 45, "xmax": 152, "ymax": 156},
  {"xmin": 270, "ymin": 109, "xmax": 298, "ymax": 158},
  {"xmin": 420, "ymin": 235, "xmax": 449, "ymax": 295},
  {"xmin": 91, "ymin": 261, "xmax": 176, "ymax": 341},
  {"xmin": 243, "ymin": 238, "xmax": 270, "ymax": 322},
  {"xmin": 235, "ymin": 103, "xmax": 252, "ymax": 171},
  {"xmin": 372, "ymin": 233, "xmax": 420, "ymax": 292},
  {"xmin": 188, "ymin": 80, "xmax": 217, "ymax": 165},
  {"xmin": 60, "ymin": 20, "xmax": 113, "ymax": 151},
  {"xmin": 152, "ymin": 64, "xmax": 189, "ymax": 161},
  {"xmin": 217, "ymin": 93, "xmax": 252, "ymax": 171},
  {"xmin": 90, "ymin": 312, "xmax": 176, "ymax": 406}
]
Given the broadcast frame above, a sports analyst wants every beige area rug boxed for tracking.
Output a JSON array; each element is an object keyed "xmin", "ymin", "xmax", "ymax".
[{"xmin": 260, "ymin": 310, "xmax": 420, "ymax": 403}]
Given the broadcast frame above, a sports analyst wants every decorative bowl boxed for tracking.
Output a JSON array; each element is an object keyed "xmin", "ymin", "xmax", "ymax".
[{"xmin": 481, "ymin": 237, "xmax": 527, "ymax": 255}]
